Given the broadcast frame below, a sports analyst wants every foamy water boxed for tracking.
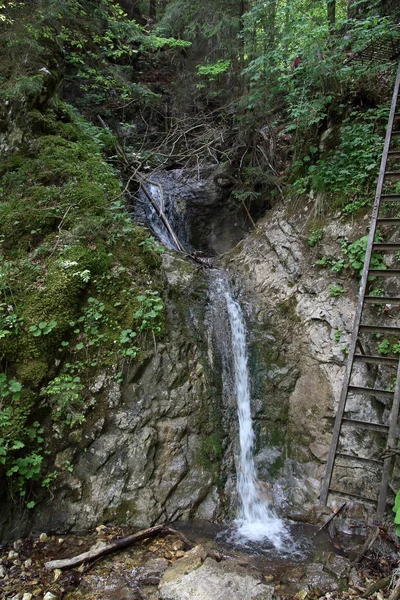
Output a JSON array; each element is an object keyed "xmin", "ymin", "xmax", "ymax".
[{"xmin": 224, "ymin": 282, "xmax": 290, "ymax": 550}]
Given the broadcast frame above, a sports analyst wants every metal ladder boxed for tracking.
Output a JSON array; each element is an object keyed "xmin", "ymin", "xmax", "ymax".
[{"xmin": 320, "ymin": 62, "xmax": 400, "ymax": 518}]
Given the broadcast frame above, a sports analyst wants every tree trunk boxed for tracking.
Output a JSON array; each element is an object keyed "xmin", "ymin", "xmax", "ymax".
[
  {"xmin": 347, "ymin": 0, "xmax": 366, "ymax": 19},
  {"xmin": 150, "ymin": 0, "xmax": 156, "ymax": 20},
  {"xmin": 327, "ymin": 0, "xmax": 336, "ymax": 32},
  {"xmin": 239, "ymin": 0, "xmax": 248, "ymax": 70}
]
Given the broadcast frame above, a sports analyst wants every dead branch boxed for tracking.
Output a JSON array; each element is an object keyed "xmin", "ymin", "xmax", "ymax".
[
  {"xmin": 135, "ymin": 175, "xmax": 185, "ymax": 253},
  {"xmin": 354, "ymin": 526, "xmax": 380, "ymax": 565},
  {"xmin": 44, "ymin": 525, "xmax": 189, "ymax": 571},
  {"xmin": 317, "ymin": 502, "xmax": 347, "ymax": 532}
]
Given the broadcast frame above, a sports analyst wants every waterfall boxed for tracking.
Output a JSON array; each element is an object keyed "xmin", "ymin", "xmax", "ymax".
[
  {"xmin": 141, "ymin": 184, "xmax": 289, "ymax": 550},
  {"xmin": 222, "ymin": 276, "xmax": 289, "ymax": 550}
]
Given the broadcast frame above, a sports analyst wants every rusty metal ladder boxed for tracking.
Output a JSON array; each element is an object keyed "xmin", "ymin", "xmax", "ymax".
[{"xmin": 320, "ymin": 61, "xmax": 400, "ymax": 518}]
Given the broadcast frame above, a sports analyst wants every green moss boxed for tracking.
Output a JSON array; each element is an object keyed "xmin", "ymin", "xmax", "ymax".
[
  {"xmin": 199, "ymin": 432, "xmax": 223, "ymax": 478},
  {"xmin": 15, "ymin": 359, "xmax": 49, "ymax": 387},
  {"xmin": 0, "ymin": 103, "xmax": 165, "ymax": 500}
]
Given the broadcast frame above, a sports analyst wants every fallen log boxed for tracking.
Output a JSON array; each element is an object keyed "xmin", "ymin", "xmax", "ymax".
[{"xmin": 45, "ymin": 525, "xmax": 167, "ymax": 570}]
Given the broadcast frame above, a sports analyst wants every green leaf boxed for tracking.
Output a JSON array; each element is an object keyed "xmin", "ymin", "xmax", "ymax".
[
  {"xmin": 393, "ymin": 490, "xmax": 400, "ymax": 513},
  {"xmin": 11, "ymin": 440, "xmax": 25, "ymax": 450}
]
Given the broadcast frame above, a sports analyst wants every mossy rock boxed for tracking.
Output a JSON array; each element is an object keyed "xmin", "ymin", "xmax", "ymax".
[{"xmin": 15, "ymin": 359, "xmax": 50, "ymax": 387}]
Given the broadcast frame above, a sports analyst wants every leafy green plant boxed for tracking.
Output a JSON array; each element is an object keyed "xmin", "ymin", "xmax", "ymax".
[
  {"xmin": 0, "ymin": 303, "xmax": 23, "ymax": 339},
  {"xmin": 334, "ymin": 329, "xmax": 343, "ymax": 343},
  {"xmin": 378, "ymin": 339, "xmax": 391, "ymax": 355},
  {"xmin": 0, "ymin": 373, "xmax": 45, "ymax": 504},
  {"xmin": 307, "ymin": 228, "xmax": 323, "ymax": 247},
  {"xmin": 342, "ymin": 235, "xmax": 387, "ymax": 276},
  {"xmin": 134, "ymin": 290, "xmax": 164, "ymax": 333},
  {"xmin": 119, "ymin": 329, "xmax": 138, "ymax": 358},
  {"xmin": 139, "ymin": 237, "xmax": 164, "ymax": 254},
  {"xmin": 329, "ymin": 284, "xmax": 347, "ymax": 297},
  {"xmin": 196, "ymin": 59, "xmax": 231, "ymax": 81},
  {"xmin": 41, "ymin": 374, "xmax": 85, "ymax": 428},
  {"xmin": 28, "ymin": 320, "xmax": 57, "ymax": 337},
  {"xmin": 393, "ymin": 489, "xmax": 400, "ymax": 536},
  {"xmin": 315, "ymin": 256, "xmax": 329, "ymax": 267}
]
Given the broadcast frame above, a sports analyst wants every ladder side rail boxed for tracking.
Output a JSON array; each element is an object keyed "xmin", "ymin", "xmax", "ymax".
[
  {"xmin": 377, "ymin": 360, "xmax": 400, "ymax": 518},
  {"xmin": 320, "ymin": 62, "xmax": 400, "ymax": 506}
]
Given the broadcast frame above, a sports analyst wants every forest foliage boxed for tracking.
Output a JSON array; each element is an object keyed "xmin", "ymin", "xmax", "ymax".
[{"xmin": 0, "ymin": 0, "xmax": 400, "ymax": 505}]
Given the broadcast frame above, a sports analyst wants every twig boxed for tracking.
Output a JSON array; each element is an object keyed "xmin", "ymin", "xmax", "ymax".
[
  {"xmin": 354, "ymin": 526, "xmax": 380, "ymax": 564},
  {"xmin": 47, "ymin": 205, "xmax": 75, "ymax": 261},
  {"xmin": 241, "ymin": 199, "xmax": 256, "ymax": 228},
  {"xmin": 317, "ymin": 502, "xmax": 347, "ymax": 532}
]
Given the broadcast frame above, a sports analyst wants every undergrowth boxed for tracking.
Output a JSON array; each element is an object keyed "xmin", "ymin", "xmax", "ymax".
[{"xmin": 0, "ymin": 102, "xmax": 164, "ymax": 505}]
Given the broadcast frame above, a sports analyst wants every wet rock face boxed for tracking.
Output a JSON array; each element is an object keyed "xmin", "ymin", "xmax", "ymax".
[
  {"xmin": 135, "ymin": 167, "xmax": 264, "ymax": 255},
  {"xmin": 225, "ymin": 208, "xmax": 371, "ymax": 514},
  {"xmin": 0, "ymin": 255, "xmax": 223, "ymax": 539}
]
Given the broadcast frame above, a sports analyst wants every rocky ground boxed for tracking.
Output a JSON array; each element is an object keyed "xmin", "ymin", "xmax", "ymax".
[{"xmin": 1, "ymin": 522, "xmax": 399, "ymax": 600}]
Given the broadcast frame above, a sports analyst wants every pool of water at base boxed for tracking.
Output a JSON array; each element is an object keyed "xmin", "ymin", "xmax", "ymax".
[{"xmin": 173, "ymin": 519, "xmax": 347, "ymax": 574}]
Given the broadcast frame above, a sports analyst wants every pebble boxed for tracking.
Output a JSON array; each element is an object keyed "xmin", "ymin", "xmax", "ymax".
[
  {"xmin": 24, "ymin": 559, "xmax": 32, "ymax": 568},
  {"xmin": 39, "ymin": 533, "xmax": 48, "ymax": 543},
  {"xmin": 13, "ymin": 540, "xmax": 23, "ymax": 551},
  {"xmin": 53, "ymin": 569, "xmax": 62, "ymax": 582},
  {"xmin": 43, "ymin": 593, "xmax": 57, "ymax": 600},
  {"xmin": 0, "ymin": 563, "xmax": 6, "ymax": 578},
  {"xmin": 22, "ymin": 594, "xmax": 33, "ymax": 600},
  {"xmin": 7, "ymin": 550, "xmax": 19, "ymax": 560}
]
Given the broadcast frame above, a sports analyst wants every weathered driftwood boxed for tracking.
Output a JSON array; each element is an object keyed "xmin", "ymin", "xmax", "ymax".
[{"xmin": 44, "ymin": 525, "xmax": 167, "ymax": 570}]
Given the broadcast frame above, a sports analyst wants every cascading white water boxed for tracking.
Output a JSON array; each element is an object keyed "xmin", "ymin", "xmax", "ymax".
[{"xmin": 223, "ymin": 279, "xmax": 290, "ymax": 550}]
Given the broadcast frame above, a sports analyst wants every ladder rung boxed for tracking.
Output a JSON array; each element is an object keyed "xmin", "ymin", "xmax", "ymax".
[
  {"xmin": 373, "ymin": 243, "xmax": 400, "ymax": 250},
  {"xmin": 360, "ymin": 324, "xmax": 400, "ymax": 334},
  {"xmin": 368, "ymin": 269, "xmax": 400, "ymax": 277},
  {"xmin": 336, "ymin": 452, "xmax": 383, "ymax": 465},
  {"xmin": 328, "ymin": 488, "xmax": 378, "ymax": 503},
  {"xmin": 376, "ymin": 218, "xmax": 400, "ymax": 223},
  {"xmin": 385, "ymin": 171, "xmax": 400, "ymax": 180},
  {"xmin": 364, "ymin": 296, "xmax": 400, "ymax": 305},
  {"xmin": 391, "ymin": 130, "xmax": 400, "ymax": 137},
  {"xmin": 381, "ymin": 194, "xmax": 400, "ymax": 201},
  {"xmin": 342, "ymin": 418, "xmax": 389, "ymax": 432},
  {"xmin": 394, "ymin": 113, "xmax": 400, "ymax": 119},
  {"xmin": 348, "ymin": 385, "xmax": 394, "ymax": 398},
  {"xmin": 354, "ymin": 353, "xmax": 399, "ymax": 366},
  {"xmin": 388, "ymin": 150, "xmax": 400, "ymax": 158}
]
